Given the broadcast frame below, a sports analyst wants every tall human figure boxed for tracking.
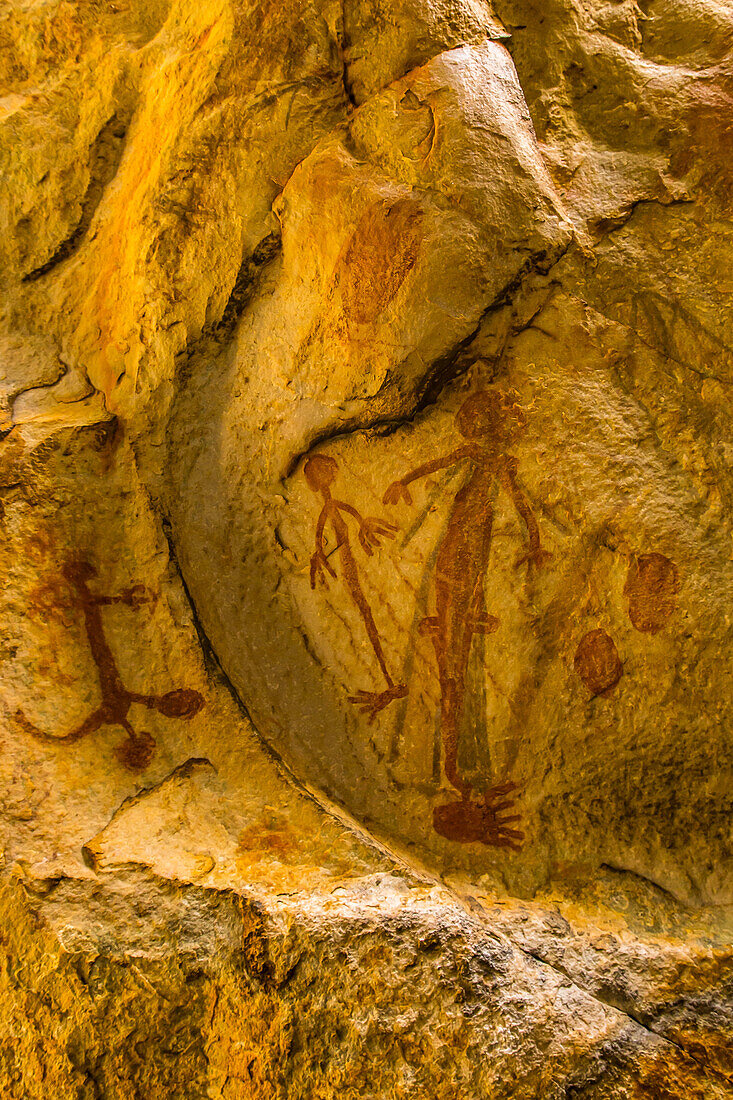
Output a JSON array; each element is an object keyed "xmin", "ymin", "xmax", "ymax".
[{"xmin": 384, "ymin": 388, "xmax": 551, "ymax": 848}]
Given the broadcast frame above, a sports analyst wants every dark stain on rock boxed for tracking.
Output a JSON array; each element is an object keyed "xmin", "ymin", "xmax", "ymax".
[
  {"xmin": 22, "ymin": 112, "xmax": 129, "ymax": 282},
  {"xmin": 216, "ymin": 231, "xmax": 282, "ymax": 337}
]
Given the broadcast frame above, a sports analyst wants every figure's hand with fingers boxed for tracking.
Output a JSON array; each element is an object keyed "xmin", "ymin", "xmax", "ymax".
[
  {"xmin": 349, "ymin": 684, "xmax": 408, "ymax": 723},
  {"xmin": 310, "ymin": 549, "xmax": 336, "ymax": 590},
  {"xmin": 359, "ymin": 517, "xmax": 398, "ymax": 555},
  {"xmin": 119, "ymin": 583, "xmax": 154, "ymax": 608},
  {"xmin": 483, "ymin": 782, "xmax": 524, "ymax": 851},
  {"xmin": 349, "ymin": 689, "xmax": 384, "ymax": 724},
  {"xmin": 489, "ymin": 822, "xmax": 525, "ymax": 850},
  {"xmin": 484, "ymin": 780, "xmax": 518, "ymax": 804},
  {"xmin": 516, "ymin": 544, "xmax": 553, "ymax": 573},
  {"xmin": 383, "ymin": 480, "xmax": 412, "ymax": 507}
]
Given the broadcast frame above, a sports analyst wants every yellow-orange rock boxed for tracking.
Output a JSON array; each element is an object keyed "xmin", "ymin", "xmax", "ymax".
[{"xmin": 0, "ymin": 0, "xmax": 731, "ymax": 1095}]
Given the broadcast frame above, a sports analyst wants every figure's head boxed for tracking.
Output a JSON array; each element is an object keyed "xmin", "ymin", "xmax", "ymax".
[
  {"xmin": 62, "ymin": 559, "xmax": 97, "ymax": 585},
  {"xmin": 455, "ymin": 388, "xmax": 525, "ymax": 444},
  {"xmin": 304, "ymin": 453, "xmax": 338, "ymax": 492}
]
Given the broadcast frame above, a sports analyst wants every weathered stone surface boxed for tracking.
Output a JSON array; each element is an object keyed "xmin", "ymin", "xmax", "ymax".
[{"xmin": 0, "ymin": 0, "xmax": 731, "ymax": 1094}]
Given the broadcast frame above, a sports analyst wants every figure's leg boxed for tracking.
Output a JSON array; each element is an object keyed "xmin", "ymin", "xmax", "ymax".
[
  {"xmin": 15, "ymin": 706, "xmax": 105, "ymax": 744},
  {"xmin": 457, "ymin": 504, "xmax": 498, "ymax": 634},
  {"xmin": 465, "ymin": 566, "xmax": 500, "ymax": 633},
  {"xmin": 419, "ymin": 572, "xmax": 450, "ymax": 662},
  {"xmin": 440, "ymin": 678, "xmax": 469, "ymax": 795},
  {"xmin": 340, "ymin": 545, "xmax": 393, "ymax": 686},
  {"xmin": 114, "ymin": 717, "xmax": 155, "ymax": 772},
  {"xmin": 435, "ymin": 556, "xmax": 495, "ymax": 791},
  {"xmin": 116, "ymin": 688, "xmax": 202, "ymax": 768},
  {"xmin": 416, "ymin": 569, "xmax": 470, "ymax": 792},
  {"xmin": 339, "ymin": 544, "xmax": 406, "ymax": 719}
]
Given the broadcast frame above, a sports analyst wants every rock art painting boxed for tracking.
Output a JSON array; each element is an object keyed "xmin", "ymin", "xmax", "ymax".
[
  {"xmin": 299, "ymin": 389, "xmax": 688, "ymax": 854},
  {"xmin": 384, "ymin": 389, "xmax": 551, "ymax": 849},
  {"xmin": 338, "ymin": 197, "xmax": 424, "ymax": 326},
  {"xmin": 3, "ymin": 2, "xmax": 733, "ymax": 1091},
  {"xmin": 15, "ymin": 560, "xmax": 204, "ymax": 771},
  {"xmin": 624, "ymin": 552, "xmax": 680, "ymax": 634},
  {"xmin": 574, "ymin": 629, "xmax": 623, "ymax": 698},
  {"xmin": 305, "ymin": 454, "xmax": 407, "ymax": 722},
  {"xmin": 296, "ymin": 196, "xmax": 424, "ymax": 372}
]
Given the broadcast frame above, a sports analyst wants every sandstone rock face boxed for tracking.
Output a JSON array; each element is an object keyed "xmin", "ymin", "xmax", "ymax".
[{"xmin": 1, "ymin": 1, "xmax": 731, "ymax": 1095}]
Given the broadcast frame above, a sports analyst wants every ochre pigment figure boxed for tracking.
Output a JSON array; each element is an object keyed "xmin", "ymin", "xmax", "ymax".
[
  {"xmin": 574, "ymin": 628, "xmax": 623, "ymax": 697},
  {"xmin": 305, "ymin": 453, "xmax": 407, "ymax": 722},
  {"xmin": 624, "ymin": 552, "xmax": 680, "ymax": 634},
  {"xmin": 384, "ymin": 388, "xmax": 551, "ymax": 849},
  {"xmin": 16, "ymin": 560, "xmax": 204, "ymax": 771}
]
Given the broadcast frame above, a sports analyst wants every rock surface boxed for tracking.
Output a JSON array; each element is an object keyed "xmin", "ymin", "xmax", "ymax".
[{"xmin": 0, "ymin": 0, "xmax": 731, "ymax": 1095}]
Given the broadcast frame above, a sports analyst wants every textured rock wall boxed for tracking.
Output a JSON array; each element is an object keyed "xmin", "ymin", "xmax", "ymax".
[{"xmin": 0, "ymin": 0, "xmax": 731, "ymax": 1095}]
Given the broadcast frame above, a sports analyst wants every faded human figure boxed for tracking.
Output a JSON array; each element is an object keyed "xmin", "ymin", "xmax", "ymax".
[
  {"xmin": 305, "ymin": 453, "xmax": 407, "ymax": 722},
  {"xmin": 15, "ymin": 559, "xmax": 204, "ymax": 771},
  {"xmin": 384, "ymin": 388, "xmax": 551, "ymax": 849}
]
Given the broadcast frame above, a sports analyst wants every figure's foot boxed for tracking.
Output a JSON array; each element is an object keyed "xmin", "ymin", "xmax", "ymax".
[
  {"xmin": 432, "ymin": 782, "xmax": 523, "ymax": 850},
  {"xmin": 419, "ymin": 612, "xmax": 499, "ymax": 636},
  {"xmin": 467, "ymin": 611, "xmax": 500, "ymax": 634},
  {"xmin": 348, "ymin": 683, "xmax": 408, "ymax": 724},
  {"xmin": 149, "ymin": 688, "xmax": 205, "ymax": 719},
  {"xmin": 115, "ymin": 730, "xmax": 155, "ymax": 772}
]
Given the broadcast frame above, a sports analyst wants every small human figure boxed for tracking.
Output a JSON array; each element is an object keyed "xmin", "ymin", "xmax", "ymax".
[
  {"xmin": 384, "ymin": 388, "xmax": 552, "ymax": 849},
  {"xmin": 15, "ymin": 559, "xmax": 204, "ymax": 771},
  {"xmin": 305, "ymin": 453, "xmax": 407, "ymax": 722}
]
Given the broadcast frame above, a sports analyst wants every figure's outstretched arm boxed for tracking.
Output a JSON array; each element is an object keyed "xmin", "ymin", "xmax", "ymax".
[
  {"xmin": 59, "ymin": 562, "xmax": 152, "ymax": 609},
  {"xmin": 500, "ymin": 457, "xmax": 551, "ymax": 571},
  {"xmin": 310, "ymin": 506, "xmax": 336, "ymax": 588},
  {"xmin": 384, "ymin": 447, "xmax": 468, "ymax": 505},
  {"xmin": 335, "ymin": 501, "xmax": 364, "ymax": 524},
  {"xmin": 95, "ymin": 585, "xmax": 153, "ymax": 608}
]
